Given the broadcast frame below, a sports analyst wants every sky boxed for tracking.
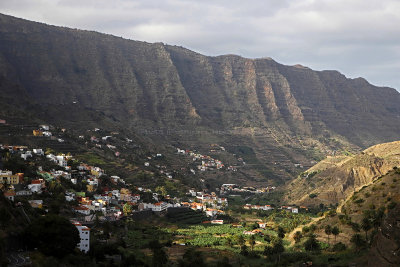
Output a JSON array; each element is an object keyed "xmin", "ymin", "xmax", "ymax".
[{"xmin": 1, "ymin": 0, "xmax": 399, "ymax": 90}]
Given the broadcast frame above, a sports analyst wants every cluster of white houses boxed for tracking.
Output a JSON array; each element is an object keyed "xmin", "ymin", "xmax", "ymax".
[
  {"xmin": 176, "ymin": 147, "xmax": 225, "ymax": 171},
  {"xmin": 243, "ymin": 203, "xmax": 299, "ymax": 213}
]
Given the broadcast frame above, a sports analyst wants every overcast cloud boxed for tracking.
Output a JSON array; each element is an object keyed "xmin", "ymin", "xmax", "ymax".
[{"xmin": 1, "ymin": 0, "xmax": 399, "ymax": 90}]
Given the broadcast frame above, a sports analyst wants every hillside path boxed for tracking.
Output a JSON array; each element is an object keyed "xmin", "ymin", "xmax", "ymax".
[{"xmin": 287, "ymin": 215, "xmax": 325, "ymax": 246}]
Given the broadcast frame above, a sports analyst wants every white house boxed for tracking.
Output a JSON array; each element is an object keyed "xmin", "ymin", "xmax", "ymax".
[
  {"xmin": 110, "ymin": 176, "xmax": 120, "ymax": 183},
  {"xmin": 151, "ymin": 202, "xmax": 168, "ymax": 212},
  {"xmin": 28, "ymin": 179, "xmax": 45, "ymax": 193},
  {"xmin": 21, "ymin": 152, "xmax": 32, "ymax": 160},
  {"xmin": 16, "ymin": 190, "xmax": 32, "ymax": 196},
  {"xmin": 46, "ymin": 154, "xmax": 57, "ymax": 163},
  {"xmin": 40, "ymin": 125, "xmax": 50, "ymax": 131},
  {"xmin": 206, "ymin": 209, "xmax": 218, "ymax": 217},
  {"xmin": 65, "ymin": 195, "xmax": 75, "ymax": 202},
  {"xmin": 72, "ymin": 221, "xmax": 90, "ymax": 253},
  {"xmin": 33, "ymin": 149, "xmax": 44, "ymax": 155},
  {"xmin": 43, "ymin": 131, "xmax": 52, "ymax": 137},
  {"xmin": 139, "ymin": 202, "xmax": 168, "ymax": 212},
  {"xmin": 257, "ymin": 222, "xmax": 267, "ymax": 229},
  {"xmin": 74, "ymin": 206, "xmax": 91, "ymax": 215},
  {"xmin": 56, "ymin": 156, "xmax": 67, "ymax": 167}
]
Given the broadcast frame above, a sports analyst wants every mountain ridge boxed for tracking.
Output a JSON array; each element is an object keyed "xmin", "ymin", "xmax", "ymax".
[{"xmin": 1, "ymin": 12, "xmax": 400, "ymax": 183}]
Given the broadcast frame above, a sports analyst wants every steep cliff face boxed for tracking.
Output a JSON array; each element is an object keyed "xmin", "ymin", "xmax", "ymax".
[
  {"xmin": 1, "ymin": 13, "xmax": 400, "ymax": 182},
  {"xmin": 0, "ymin": 14, "xmax": 200, "ymax": 128},
  {"xmin": 286, "ymin": 141, "xmax": 400, "ymax": 205}
]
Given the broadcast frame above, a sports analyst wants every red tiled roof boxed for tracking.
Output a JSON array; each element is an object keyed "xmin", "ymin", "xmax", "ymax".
[
  {"xmin": 74, "ymin": 206, "xmax": 89, "ymax": 210},
  {"xmin": 4, "ymin": 191, "xmax": 15, "ymax": 196}
]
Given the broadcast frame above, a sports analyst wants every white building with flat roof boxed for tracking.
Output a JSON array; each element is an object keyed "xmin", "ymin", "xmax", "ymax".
[{"xmin": 72, "ymin": 221, "xmax": 90, "ymax": 253}]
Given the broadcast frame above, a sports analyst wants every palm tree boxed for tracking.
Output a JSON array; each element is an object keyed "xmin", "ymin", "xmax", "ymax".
[
  {"xmin": 361, "ymin": 217, "xmax": 372, "ymax": 242},
  {"xmin": 324, "ymin": 225, "xmax": 332, "ymax": 246},
  {"xmin": 249, "ymin": 235, "xmax": 256, "ymax": 251},
  {"xmin": 332, "ymin": 226, "xmax": 340, "ymax": 243}
]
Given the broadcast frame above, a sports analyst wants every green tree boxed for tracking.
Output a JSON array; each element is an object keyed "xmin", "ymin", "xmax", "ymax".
[
  {"xmin": 237, "ymin": 235, "xmax": 245, "ymax": 247},
  {"xmin": 179, "ymin": 248, "xmax": 206, "ymax": 267},
  {"xmin": 361, "ymin": 217, "xmax": 372, "ymax": 242},
  {"xmin": 240, "ymin": 244, "xmax": 248, "ymax": 256},
  {"xmin": 324, "ymin": 225, "xmax": 332, "ymax": 246},
  {"xmin": 263, "ymin": 245, "xmax": 274, "ymax": 258},
  {"xmin": 351, "ymin": 222, "xmax": 360, "ymax": 232},
  {"xmin": 225, "ymin": 237, "xmax": 233, "ymax": 247},
  {"xmin": 331, "ymin": 226, "xmax": 340, "ymax": 243},
  {"xmin": 272, "ymin": 238, "xmax": 285, "ymax": 263},
  {"xmin": 155, "ymin": 186, "xmax": 167, "ymax": 198},
  {"xmin": 350, "ymin": 233, "xmax": 366, "ymax": 252},
  {"xmin": 302, "ymin": 226, "xmax": 310, "ymax": 235},
  {"xmin": 24, "ymin": 215, "xmax": 80, "ymax": 258},
  {"xmin": 123, "ymin": 202, "xmax": 133, "ymax": 215},
  {"xmin": 249, "ymin": 235, "xmax": 256, "ymax": 251},
  {"xmin": 293, "ymin": 231, "xmax": 302, "ymax": 243},
  {"xmin": 149, "ymin": 240, "xmax": 168, "ymax": 267},
  {"xmin": 277, "ymin": 226, "xmax": 285, "ymax": 239},
  {"xmin": 304, "ymin": 234, "xmax": 320, "ymax": 252}
]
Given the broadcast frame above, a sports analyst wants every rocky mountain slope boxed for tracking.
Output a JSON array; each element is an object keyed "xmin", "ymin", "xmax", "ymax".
[
  {"xmin": 305, "ymin": 166, "xmax": 400, "ymax": 266},
  {"xmin": 1, "ymin": 13, "xmax": 400, "ymax": 183},
  {"xmin": 285, "ymin": 141, "xmax": 400, "ymax": 205}
]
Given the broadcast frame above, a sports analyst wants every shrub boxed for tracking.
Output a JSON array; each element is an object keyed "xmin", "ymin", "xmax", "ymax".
[
  {"xmin": 388, "ymin": 202, "xmax": 397, "ymax": 210},
  {"xmin": 354, "ymin": 198, "xmax": 364, "ymax": 204},
  {"xmin": 333, "ymin": 242, "xmax": 347, "ymax": 252},
  {"xmin": 309, "ymin": 193, "xmax": 318, "ymax": 199}
]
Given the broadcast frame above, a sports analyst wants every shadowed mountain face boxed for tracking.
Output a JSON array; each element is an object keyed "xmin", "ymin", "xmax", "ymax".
[{"xmin": 1, "ymin": 13, "xmax": 400, "ymax": 182}]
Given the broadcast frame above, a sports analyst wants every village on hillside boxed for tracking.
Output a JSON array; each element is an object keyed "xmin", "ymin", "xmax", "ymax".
[{"xmin": 0, "ymin": 123, "xmax": 321, "ymax": 266}]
